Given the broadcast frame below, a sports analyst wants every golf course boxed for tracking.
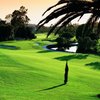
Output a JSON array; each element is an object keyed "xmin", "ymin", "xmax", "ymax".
[{"xmin": 0, "ymin": 34, "xmax": 100, "ymax": 100}]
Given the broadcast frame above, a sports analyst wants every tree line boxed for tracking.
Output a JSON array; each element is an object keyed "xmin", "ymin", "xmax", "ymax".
[{"xmin": 0, "ymin": 6, "xmax": 36, "ymax": 41}]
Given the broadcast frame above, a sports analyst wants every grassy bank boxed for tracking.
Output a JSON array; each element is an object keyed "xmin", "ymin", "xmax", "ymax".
[{"xmin": 0, "ymin": 34, "xmax": 100, "ymax": 100}]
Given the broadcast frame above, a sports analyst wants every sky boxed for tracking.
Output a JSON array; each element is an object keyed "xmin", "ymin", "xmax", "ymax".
[{"xmin": 0, "ymin": 0, "xmax": 90, "ymax": 26}]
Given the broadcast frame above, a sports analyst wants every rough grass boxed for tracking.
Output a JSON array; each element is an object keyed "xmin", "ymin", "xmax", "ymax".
[{"xmin": 0, "ymin": 34, "xmax": 100, "ymax": 100}]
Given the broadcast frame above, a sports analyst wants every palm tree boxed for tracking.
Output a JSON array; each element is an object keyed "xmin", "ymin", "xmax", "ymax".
[
  {"xmin": 37, "ymin": 0, "xmax": 100, "ymax": 53},
  {"xmin": 38, "ymin": 0, "xmax": 100, "ymax": 35}
]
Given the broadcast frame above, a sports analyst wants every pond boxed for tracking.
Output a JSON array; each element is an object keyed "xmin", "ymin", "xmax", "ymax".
[
  {"xmin": 44, "ymin": 43, "xmax": 78, "ymax": 53},
  {"xmin": 51, "ymin": 46, "xmax": 77, "ymax": 53}
]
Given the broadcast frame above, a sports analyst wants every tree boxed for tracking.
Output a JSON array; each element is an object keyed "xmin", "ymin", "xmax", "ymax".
[
  {"xmin": 37, "ymin": 0, "xmax": 100, "ymax": 53},
  {"xmin": 15, "ymin": 26, "xmax": 36, "ymax": 40},
  {"xmin": 0, "ymin": 19, "xmax": 13, "ymax": 41},
  {"xmin": 0, "ymin": 19, "xmax": 6, "ymax": 25},
  {"xmin": 5, "ymin": 6, "xmax": 30, "ymax": 39},
  {"xmin": 56, "ymin": 24, "xmax": 77, "ymax": 51},
  {"xmin": 11, "ymin": 6, "xmax": 30, "ymax": 27},
  {"xmin": 76, "ymin": 24, "xmax": 98, "ymax": 53}
]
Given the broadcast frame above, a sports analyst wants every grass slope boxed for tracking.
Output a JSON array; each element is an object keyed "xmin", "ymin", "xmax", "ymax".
[{"xmin": 0, "ymin": 34, "xmax": 100, "ymax": 100}]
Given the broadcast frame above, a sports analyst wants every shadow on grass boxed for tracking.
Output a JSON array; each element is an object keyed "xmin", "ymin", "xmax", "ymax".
[
  {"xmin": 91, "ymin": 94, "xmax": 100, "ymax": 99},
  {"xmin": 38, "ymin": 50, "xmax": 54, "ymax": 53},
  {"xmin": 0, "ymin": 44, "xmax": 20, "ymax": 50},
  {"xmin": 54, "ymin": 54, "xmax": 88, "ymax": 61},
  {"xmin": 85, "ymin": 62, "xmax": 100, "ymax": 70},
  {"xmin": 37, "ymin": 83, "xmax": 65, "ymax": 92},
  {"xmin": 0, "ymin": 97, "xmax": 6, "ymax": 100}
]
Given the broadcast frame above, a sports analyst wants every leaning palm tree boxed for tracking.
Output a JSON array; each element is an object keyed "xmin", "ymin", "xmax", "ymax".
[
  {"xmin": 38, "ymin": 0, "xmax": 100, "ymax": 36},
  {"xmin": 37, "ymin": 0, "xmax": 100, "ymax": 53}
]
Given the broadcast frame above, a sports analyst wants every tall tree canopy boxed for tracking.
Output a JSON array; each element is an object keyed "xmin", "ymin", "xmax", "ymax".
[
  {"xmin": 37, "ymin": 0, "xmax": 100, "ymax": 38},
  {"xmin": 5, "ymin": 6, "xmax": 33, "ymax": 40},
  {"xmin": 5, "ymin": 6, "xmax": 30, "ymax": 27}
]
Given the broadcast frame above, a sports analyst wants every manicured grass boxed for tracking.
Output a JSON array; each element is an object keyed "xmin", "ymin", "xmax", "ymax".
[{"xmin": 0, "ymin": 34, "xmax": 100, "ymax": 100}]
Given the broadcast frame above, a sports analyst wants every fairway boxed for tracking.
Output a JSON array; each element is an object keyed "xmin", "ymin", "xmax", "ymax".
[{"xmin": 0, "ymin": 34, "xmax": 100, "ymax": 100}]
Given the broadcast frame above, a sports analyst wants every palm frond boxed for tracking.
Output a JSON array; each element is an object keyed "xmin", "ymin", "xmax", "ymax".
[
  {"xmin": 37, "ymin": 0, "xmax": 100, "ymax": 37},
  {"xmin": 42, "ymin": 0, "xmax": 69, "ymax": 16}
]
